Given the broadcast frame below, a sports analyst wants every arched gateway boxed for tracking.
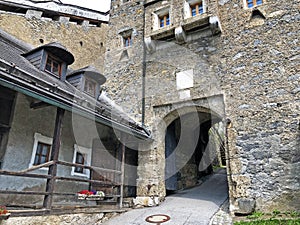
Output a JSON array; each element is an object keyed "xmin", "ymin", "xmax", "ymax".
[{"xmin": 135, "ymin": 95, "xmax": 228, "ymax": 204}]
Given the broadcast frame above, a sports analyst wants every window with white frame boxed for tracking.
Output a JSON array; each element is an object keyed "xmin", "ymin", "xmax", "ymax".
[
  {"xmin": 184, "ymin": 0, "xmax": 207, "ymax": 19},
  {"xmin": 152, "ymin": 8, "xmax": 170, "ymax": 30},
  {"xmin": 29, "ymin": 133, "xmax": 53, "ymax": 169},
  {"xmin": 71, "ymin": 144, "xmax": 92, "ymax": 178}
]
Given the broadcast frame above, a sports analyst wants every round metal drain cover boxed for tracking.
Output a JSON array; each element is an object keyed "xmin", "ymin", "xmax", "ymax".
[{"xmin": 145, "ymin": 214, "xmax": 170, "ymax": 224}]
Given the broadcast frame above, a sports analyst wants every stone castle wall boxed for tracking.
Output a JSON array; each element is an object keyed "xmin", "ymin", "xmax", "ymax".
[
  {"xmin": 0, "ymin": 0, "xmax": 299, "ymax": 215},
  {"xmin": 0, "ymin": 9, "xmax": 108, "ymax": 72},
  {"xmin": 106, "ymin": 0, "xmax": 300, "ymax": 214},
  {"xmin": 218, "ymin": 0, "xmax": 300, "ymax": 212}
]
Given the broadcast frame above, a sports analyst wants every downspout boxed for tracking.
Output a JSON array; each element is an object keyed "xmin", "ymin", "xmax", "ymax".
[{"xmin": 141, "ymin": 0, "xmax": 146, "ymax": 126}]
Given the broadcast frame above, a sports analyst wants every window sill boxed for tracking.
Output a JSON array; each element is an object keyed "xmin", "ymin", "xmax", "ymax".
[
  {"xmin": 150, "ymin": 25, "xmax": 175, "ymax": 40},
  {"xmin": 182, "ymin": 13, "xmax": 210, "ymax": 31}
]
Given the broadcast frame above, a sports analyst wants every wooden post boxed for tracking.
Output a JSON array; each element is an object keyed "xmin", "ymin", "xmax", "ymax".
[
  {"xmin": 119, "ymin": 139, "xmax": 126, "ymax": 209},
  {"xmin": 43, "ymin": 107, "xmax": 65, "ymax": 209}
]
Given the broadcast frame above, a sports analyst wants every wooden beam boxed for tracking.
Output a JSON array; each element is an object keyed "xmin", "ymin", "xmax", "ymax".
[
  {"xmin": 119, "ymin": 139, "xmax": 126, "ymax": 209},
  {"xmin": 30, "ymin": 101, "xmax": 50, "ymax": 109},
  {"xmin": 0, "ymin": 170, "xmax": 51, "ymax": 179},
  {"xmin": 20, "ymin": 161, "xmax": 54, "ymax": 173},
  {"xmin": 43, "ymin": 107, "xmax": 65, "ymax": 209}
]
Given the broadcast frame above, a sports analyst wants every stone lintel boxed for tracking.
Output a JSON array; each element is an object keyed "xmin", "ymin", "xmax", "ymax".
[
  {"xmin": 25, "ymin": 9, "xmax": 43, "ymax": 19},
  {"xmin": 58, "ymin": 16, "xmax": 70, "ymax": 24}
]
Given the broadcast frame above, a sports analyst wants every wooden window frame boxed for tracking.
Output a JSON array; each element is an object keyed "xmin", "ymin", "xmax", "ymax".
[
  {"xmin": 123, "ymin": 35, "xmax": 132, "ymax": 47},
  {"xmin": 45, "ymin": 54, "xmax": 62, "ymax": 77},
  {"xmin": 29, "ymin": 133, "xmax": 53, "ymax": 169},
  {"xmin": 34, "ymin": 142, "xmax": 51, "ymax": 165},
  {"xmin": 74, "ymin": 152, "xmax": 85, "ymax": 173},
  {"xmin": 159, "ymin": 14, "xmax": 170, "ymax": 28},
  {"xmin": 71, "ymin": 145, "xmax": 91, "ymax": 178},
  {"xmin": 246, "ymin": 0, "xmax": 263, "ymax": 8},
  {"xmin": 190, "ymin": 2, "xmax": 204, "ymax": 16}
]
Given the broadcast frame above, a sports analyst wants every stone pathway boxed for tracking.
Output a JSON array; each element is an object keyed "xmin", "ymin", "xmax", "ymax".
[
  {"xmin": 103, "ymin": 169, "xmax": 230, "ymax": 225},
  {"xmin": 209, "ymin": 198, "xmax": 233, "ymax": 225}
]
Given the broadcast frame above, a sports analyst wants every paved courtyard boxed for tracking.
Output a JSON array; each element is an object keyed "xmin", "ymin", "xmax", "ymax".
[{"xmin": 103, "ymin": 169, "xmax": 229, "ymax": 225}]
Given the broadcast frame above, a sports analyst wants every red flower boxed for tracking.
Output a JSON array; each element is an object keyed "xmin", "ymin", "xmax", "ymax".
[
  {"xmin": 0, "ymin": 206, "xmax": 8, "ymax": 215},
  {"xmin": 78, "ymin": 190, "xmax": 93, "ymax": 195}
]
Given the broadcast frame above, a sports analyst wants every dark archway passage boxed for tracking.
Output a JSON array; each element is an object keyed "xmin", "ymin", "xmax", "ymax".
[{"xmin": 165, "ymin": 111, "xmax": 225, "ymax": 193}]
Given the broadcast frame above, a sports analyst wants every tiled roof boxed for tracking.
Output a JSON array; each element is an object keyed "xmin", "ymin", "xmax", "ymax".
[
  {"xmin": 0, "ymin": 29, "xmax": 150, "ymax": 139},
  {"xmin": 23, "ymin": 42, "xmax": 75, "ymax": 65}
]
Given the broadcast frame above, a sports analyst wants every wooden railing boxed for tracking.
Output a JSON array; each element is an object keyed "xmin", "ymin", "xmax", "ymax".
[{"xmin": 0, "ymin": 158, "xmax": 125, "ymax": 216}]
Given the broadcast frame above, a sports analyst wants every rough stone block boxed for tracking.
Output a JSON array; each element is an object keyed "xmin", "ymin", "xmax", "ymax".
[
  {"xmin": 25, "ymin": 10, "xmax": 43, "ymax": 19},
  {"xmin": 237, "ymin": 198, "xmax": 256, "ymax": 215},
  {"xmin": 133, "ymin": 196, "xmax": 159, "ymax": 207},
  {"xmin": 58, "ymin": 16, "xmax": 70, "ymax": 24}
]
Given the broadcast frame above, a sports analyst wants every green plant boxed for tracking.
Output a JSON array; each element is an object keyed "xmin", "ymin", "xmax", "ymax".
[
  {"xmin": 247, "ymin": 211, "xmax": 265, "ymax": 219},
  {"xmin": 272, "ymin": 210, "xmax": 281, "ymax": 217},
  {"xmin": 290, "ymin": 211, "xmax": 300, "ymax": 218},
  {"xmin": 234, "ymin": 218, "xmax": 300, "ymax": 225}
]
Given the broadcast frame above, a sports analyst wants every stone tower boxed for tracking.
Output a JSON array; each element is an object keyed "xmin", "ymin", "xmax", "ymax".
[{"xmin": 104, "ymin": 0, "xmax": 299, "ymax": 214}]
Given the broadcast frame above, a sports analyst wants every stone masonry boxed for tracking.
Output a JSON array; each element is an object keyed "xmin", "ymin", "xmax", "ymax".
[
  {"xmin": 0, "ymin": 0, "xmax": 299, "ymax": 215},
  {"xmin": 104, "ymin": 0, "xmax": 300, "ymax": 214}
]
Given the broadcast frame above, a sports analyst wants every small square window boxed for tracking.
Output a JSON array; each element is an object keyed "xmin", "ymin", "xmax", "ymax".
[
  {"xmin": 246, "ymin": 0, "xmax": 263, "ymax": 8},
  {"xmin": 84, "ymin": 78, "xmax": 96, "ymax": 97},
  {"xmin": 123, "ymin": 35, "xmax": 132, "ymax": 47},
  {"xmin": 159, "ymin": 14, "xmax": 170, "ymax": 28},
  {"xmin": 184, "ymin": 0, "xmax": 206, "ymax": 19},
  {"xmin": 45, "ymin": 54, "xmax": 62, "ymax": 77},
  {"xmin": 190, "ymin": 2, "xmax": 204, "ymax": 16}
]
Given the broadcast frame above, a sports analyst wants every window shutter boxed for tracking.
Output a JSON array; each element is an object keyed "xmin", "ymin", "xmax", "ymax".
[
  {"xmin": 184, "ymin": 1, "xmax": 190, "ymax": 19},
  {"xmin": 153, "ymin": 13, "xmax": 159, "ymax": 30},
  {"xmin": 202, "ymin": 0, "xmax": 207, "ymax": 13}
]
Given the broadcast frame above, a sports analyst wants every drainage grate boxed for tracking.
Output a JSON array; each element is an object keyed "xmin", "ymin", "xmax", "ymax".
[{"xmin": 145, "ymin": 214, "xmax": 170, "ymax": 224}]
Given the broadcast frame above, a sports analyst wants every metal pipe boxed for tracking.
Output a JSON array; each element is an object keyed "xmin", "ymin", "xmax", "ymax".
[{"xmin": 141, "ymin": 0, "xmax": 147, "ymax": 126}]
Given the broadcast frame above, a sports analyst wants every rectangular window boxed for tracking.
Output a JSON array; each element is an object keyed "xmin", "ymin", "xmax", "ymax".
[
  {"xmin": 190, "ymin": 2, "xmax": 204, "ymax": 16},
  {"xmin": 246, "ymin": 0, "xmax": 263, "ymax": 8},
  {"xmin": 34, "ymin": 142, "xmax": 51, "ymax": 165},
  {"xmin": 45, "ymin": 54, "xmax": 62, "ymax": 77},
  {"xmin": 71, "ymin": 145, "xmax": 92, "ymax": 178},
  {"xmin": 84, "ymin": 78, "xmax": 96, "ymax": 97},
  {"xmin": 74, "ymin": 152, "xmax": 85, "ymax": 173},
  {"xmin": 123, "ymin": 35, "xmax": 132, "ymax": 47},
  {"xmin": 29, "ymin": 133, "xmax": 53, "ymax": 169},
  {"xmin": 159, "ymin": 14, "xmax": 170, "ymax": 28}
]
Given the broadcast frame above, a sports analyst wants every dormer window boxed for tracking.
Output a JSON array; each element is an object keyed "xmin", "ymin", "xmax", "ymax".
[
  {"xmin": 45, "ymin": 54, "xmax": 62, "ymax": 77},
  {"xmin": 22, "ymin": 42, "xmax": 74, "ymax": 81},
  {"xmin": 66, "ymin": 66, "xmax": 106, "ymax": 100},
  {"xmin": 84, "ymin": 78, "xmax": 96, "ymax": 97}
]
